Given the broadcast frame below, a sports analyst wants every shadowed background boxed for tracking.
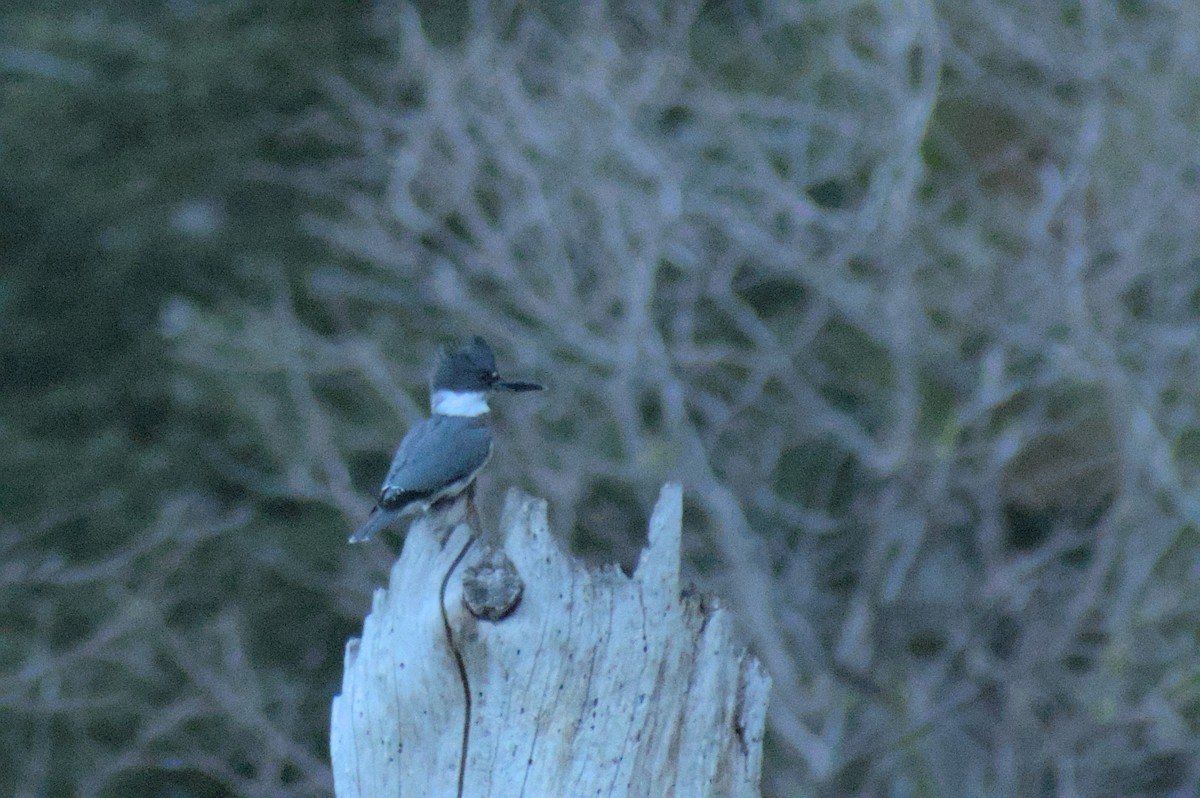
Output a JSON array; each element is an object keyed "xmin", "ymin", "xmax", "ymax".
[{"xmin": 4, "ymin": 1, "xmax": 1200, "ymax": 796}]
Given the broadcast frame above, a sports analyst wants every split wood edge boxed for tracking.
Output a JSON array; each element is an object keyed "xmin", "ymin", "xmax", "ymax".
[{"xmin": 331, "ymin": 483, "xmax": 770, "ymax": 797}]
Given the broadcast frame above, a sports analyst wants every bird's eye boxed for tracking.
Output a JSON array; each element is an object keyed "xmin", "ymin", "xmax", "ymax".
[{"xmin": 490, "ymin": 372, "xmax": 499, "ymax": 381}]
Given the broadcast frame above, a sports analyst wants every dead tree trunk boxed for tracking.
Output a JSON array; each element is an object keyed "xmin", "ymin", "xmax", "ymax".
[{"xmin": 330, "ymin": 483, "xmax": 770, "ymax": 797}]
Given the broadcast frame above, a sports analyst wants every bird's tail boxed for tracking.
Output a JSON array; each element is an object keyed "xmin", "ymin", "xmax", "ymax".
[{"xmin": 348, "ymin": 506, "xmax": 400, "ymax": 543}]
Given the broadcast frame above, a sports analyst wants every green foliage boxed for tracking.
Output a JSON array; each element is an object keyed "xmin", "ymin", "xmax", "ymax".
[{"xmin": 1, "ymin": 1, "xmax": 372, "ymax": 795}]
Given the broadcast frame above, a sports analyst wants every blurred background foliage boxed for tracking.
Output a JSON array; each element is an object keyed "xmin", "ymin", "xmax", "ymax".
[{"xmin": 4, "ymin": 1, "xmax": 1200, "ymax": 796}]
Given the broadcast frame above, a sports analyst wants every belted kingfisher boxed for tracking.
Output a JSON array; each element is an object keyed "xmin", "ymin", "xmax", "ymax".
[{"xmin": 348, "ymin": 337, "xmax": 543, "ymax": 543}]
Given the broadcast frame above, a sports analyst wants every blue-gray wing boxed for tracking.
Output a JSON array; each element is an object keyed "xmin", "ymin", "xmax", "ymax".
[{"xmin": 378, "ymin": 415, "xmax": 492, "ymax": 506}]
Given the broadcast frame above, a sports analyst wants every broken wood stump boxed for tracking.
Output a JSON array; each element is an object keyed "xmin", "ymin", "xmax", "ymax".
[{"xmin": 330, "ymin": 483, "xmax": 770, "ymax": 797}]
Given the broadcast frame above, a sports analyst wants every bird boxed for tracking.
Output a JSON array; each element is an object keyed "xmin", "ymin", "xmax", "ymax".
[{"xmin": 349, "ymin": 337, "xmax": 543, "ymax": 543}]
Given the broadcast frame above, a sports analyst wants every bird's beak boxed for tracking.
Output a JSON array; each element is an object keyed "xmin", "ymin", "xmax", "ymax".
[{"xmin": 495, "ymin": 380, "xmax": 545, "ymax": 392}]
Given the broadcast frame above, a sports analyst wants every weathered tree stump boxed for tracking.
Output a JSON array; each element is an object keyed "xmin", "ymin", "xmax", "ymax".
[{"xmin": 330, "ymin": 483, "xmax": 770, "ymax": 797}]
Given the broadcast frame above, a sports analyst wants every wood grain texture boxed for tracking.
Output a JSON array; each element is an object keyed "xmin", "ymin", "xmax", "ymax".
[{"xmin": 332, "ymin": 484, "xmax": 770, "ymax": 797}]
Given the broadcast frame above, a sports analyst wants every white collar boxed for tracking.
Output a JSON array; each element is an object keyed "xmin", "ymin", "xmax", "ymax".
[{"xmin": 430, "ymin": 389, "xmax": 490, "ymax": 417}]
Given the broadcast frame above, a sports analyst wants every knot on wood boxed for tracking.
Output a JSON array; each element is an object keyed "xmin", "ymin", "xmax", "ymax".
[{"xmin": 461, "ymin": 546, "xmax": 524, "ymax": 621}]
